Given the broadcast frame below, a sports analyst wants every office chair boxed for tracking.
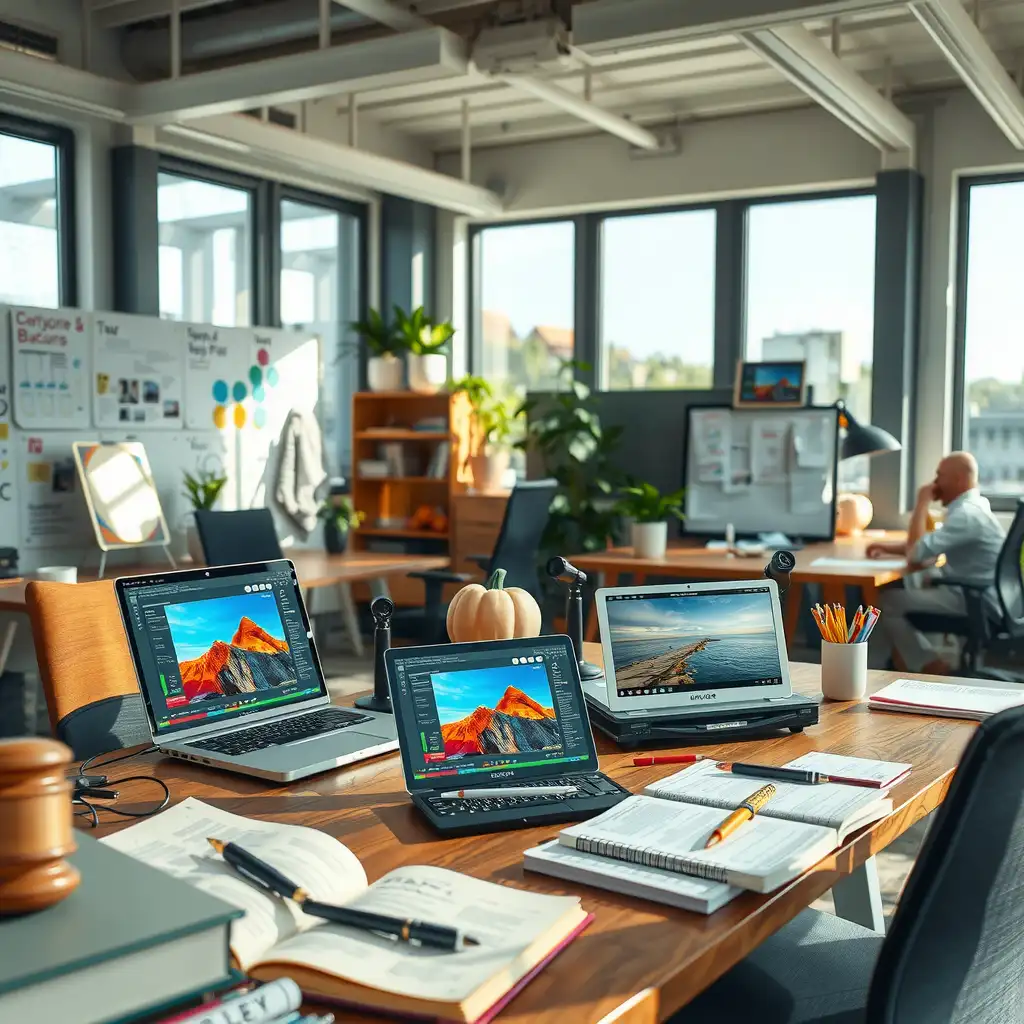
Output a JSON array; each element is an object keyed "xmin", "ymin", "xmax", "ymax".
[
  {"xmin": 392, "ymin": 478, "xmax": 559, "ymax": 644},
  {"xmin": 26, "ymin": 580, "xmax": 150, "ymax": 761},
  {"xmin": 671, "ymin": 703, "xmax": 1024, "ymax": 1023},
  {"xmin": 905, "ymin": 498, "xmax": 1024, "ymax": 681},
  {"xmin": 194, "ymin": 508, "xmax": 284, "ymax": 565}
]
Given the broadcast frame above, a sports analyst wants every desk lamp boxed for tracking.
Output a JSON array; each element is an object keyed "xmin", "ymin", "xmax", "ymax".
[{"xmin": 835, "ymin": 403, "xmax": 901, "ymax": 534}]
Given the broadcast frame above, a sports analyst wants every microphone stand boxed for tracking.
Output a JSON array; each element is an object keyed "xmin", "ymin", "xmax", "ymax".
[
  {"xmin": 355, "ymin": 597, "xmax": 394, "ymax": 714},
  {"xmin": 564, "ymin": 577, "xmax": 604, "ymax": 682}
]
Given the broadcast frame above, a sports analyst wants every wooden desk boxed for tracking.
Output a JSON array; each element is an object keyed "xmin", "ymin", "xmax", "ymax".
[
  {"xmin": 87, "ymin": 646, "xmax": 971, "ymax": 1023},
  {"xmin": 573, "ymin": 533, "xmax": 908, "ymax": 643}
]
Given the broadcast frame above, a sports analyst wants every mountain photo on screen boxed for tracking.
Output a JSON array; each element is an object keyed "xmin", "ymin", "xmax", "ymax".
[
  {"xmin": 431, "ymin": 663, "xmax": 563, "ymax": 759},
  {"xmin": 164, "ymin": 591, "xmax": 296, "ymax": 705}
]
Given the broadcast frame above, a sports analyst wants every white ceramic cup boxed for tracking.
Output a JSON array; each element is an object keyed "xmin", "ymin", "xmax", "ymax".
[
  {"xmin": 820, "ymin": 640, "xmax": 868, "ymax": 701},
  {"xmin": 35, "ymin": 566, "xmax": 78, "ymax": 584}
]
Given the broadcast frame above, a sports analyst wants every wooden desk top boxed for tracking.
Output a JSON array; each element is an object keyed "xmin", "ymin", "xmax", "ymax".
[
  {"xmin": 0, "ymin": 551, "xmax": 449, "ymax": 612},
  {"xmin": 87, "ymin": 644, "xmax": 973, "ymax": 1023},
  {"xmin": 572, "ymin": 532, "xmax": 908, "ymax": 588}
]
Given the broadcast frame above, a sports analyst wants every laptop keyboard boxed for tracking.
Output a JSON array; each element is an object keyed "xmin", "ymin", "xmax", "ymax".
[
  {"xmin": 189, "ymin": 708, "xmax": 372, "ymax": 757},
  {"xmin": 424, "ymin": 775, "xmax": 622, "ymax": 817}
]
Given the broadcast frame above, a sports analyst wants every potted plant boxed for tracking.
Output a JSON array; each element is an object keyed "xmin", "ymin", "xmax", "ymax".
[
  {"xmin": 182, "ymin": 468, "xmax": 228, "ymax": 561},
  {"xmin": 450, "ymin": 375, "xmax": 518, "ymax": 492},
  {"xmin": 317, "ymin": 497, "xmax": 365, "ymax": 554},
  {"xmin": 615, "ymin": 482, "xmax": 685, "ymax": 560},
  {"xmin": 398, "ymin": 305, "xmax": 454, "ymax": 395},
  {"xmin": 350, "ymin": 307, "xmax": 406, "ymax": 392}
]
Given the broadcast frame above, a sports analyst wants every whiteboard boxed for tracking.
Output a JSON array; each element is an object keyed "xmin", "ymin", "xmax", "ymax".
[
  {"xmin": 684, "ymin": 406, "xmax": 839, "ymax": 540},
  {"xmin": 17, "ymin": 431, "xmax": 94, "ymax": 549},
  {"xmin": 92, "ymin": 313, "xmax": 185, "ymax": 430},
  {"xmin": 184, "ymin": 324, "xmax": 252, "ymax": 431}
]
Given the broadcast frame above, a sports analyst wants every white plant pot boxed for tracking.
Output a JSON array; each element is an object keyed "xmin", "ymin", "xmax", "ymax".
[
  {"xmin": 407, "ymin": 353, "xmax": 448, "ymax": 395},
  {"xmin": 469, "ymin": 451, "xmax": 510, "ymax": 493},
  {"xmin": 367, "ymin": 354, "xmax": 404, "ymax": 392},
  {"xmin": 631, "ymin": 521, "xmax": 668, "ymax": 559}
]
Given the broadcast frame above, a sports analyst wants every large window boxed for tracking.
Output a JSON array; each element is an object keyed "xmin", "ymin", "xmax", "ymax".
[
  {"xmin": 0, "ymin": 117, "xmax": 73, "ymax": 307},
  {"xmin": 744, "ymin": 194, "xmax": 877, "ymax": 492},
  {"xmin": 957, "ymin": 178, "xmax": 1024, "ymax": 500},
  {"xmin": 600, "ymin": 209, "xmax": 716, "ymax": 390},
  {"xmin": 476, "ymin": 220, "xmax": 575, "ymax": 397},
  {"xmin": 158, "ymin": 170, "xmax": 253, "ymax": 326}
]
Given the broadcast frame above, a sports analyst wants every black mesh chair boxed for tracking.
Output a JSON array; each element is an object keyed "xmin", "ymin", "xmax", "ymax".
[
  {"xmin": 194, "ymin": 508, "xmax": 284, "ymax": 564},
  {"xmin": 905, "ymin": 498, "xmax": 1024, "ymax": 680},
  {"xmin": 671, "ymin": 703, "xmax": 1024, "ymax": 1023},
  {"xmin": 392, "ymin": 478, "xmax": 558, "ymax": 643}
]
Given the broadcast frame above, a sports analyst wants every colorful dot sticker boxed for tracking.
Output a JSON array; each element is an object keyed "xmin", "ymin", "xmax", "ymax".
[
  {"xmin": 212, "ymin": 380, "xmax": 229, "ymax": 403},
  {"xmin": 233, "ymin": 404, "xmax": 247, "ymax": 428},
  {"xmin": 213, "ymin": 405, "xmax": 227, "ymax": 429},
  {"xmin": 232, "ymin": 381, "xmax": 247, "ymax": 402},
  {"xmin": 257, "ymin": 348, "xmax": 270, "ymax": 367},
  {"xmin": 267, "ymin": 367, "xmax": 279, "ymax": 387},
  {"xmin": 253, "ymin": 385, "xmax": 265, "ymax": 403},
  {"xmin": 254, "ymin": 408, "xmax": 267, "ymax": 429},
  {"xmin": 249, "ymin": 365, "xmax": 263, "ymax": 387}
]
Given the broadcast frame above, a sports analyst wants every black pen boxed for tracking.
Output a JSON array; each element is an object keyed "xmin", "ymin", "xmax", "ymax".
[
  {"xmin": 716, "ymin": 762, "xmax": 833, "ymax": 785},
  {"xmin": 207, "ymin": 838, "xmax": 479, "ymax": 951}
]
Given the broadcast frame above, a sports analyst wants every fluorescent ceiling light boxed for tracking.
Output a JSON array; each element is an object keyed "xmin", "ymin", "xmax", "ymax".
[
  {"xmin": 909, "ymin": 0, "xmax": 1024, "ymax": 149},
  {"xmin": 128, "ymin": 28, "xmax": 468, "ymax": 124},
  {"xmin": 189, "ymin": 115, "xmax": 503, "ymax": 217},
  {"xmin": 741, "ymin": 24, "xmax": 915, "ymax": 152}
]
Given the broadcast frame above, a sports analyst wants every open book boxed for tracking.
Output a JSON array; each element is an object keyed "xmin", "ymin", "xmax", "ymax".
[
  {"xmin": 103, "ymin": 799, "xmax": 587, "ymax": 1024},
  {"xmin": 869, "ymin": 678, "xmax": 1024, "ymax": 721}
]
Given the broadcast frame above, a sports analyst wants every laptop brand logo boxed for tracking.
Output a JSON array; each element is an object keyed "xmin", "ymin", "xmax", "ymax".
[
  {"xmin": 490, "ymin": 771, "xmax": 515, "ymax": 779},
  {"xmin": 690, "ymin": 692, "xmax": 717, "ymax": 702}
]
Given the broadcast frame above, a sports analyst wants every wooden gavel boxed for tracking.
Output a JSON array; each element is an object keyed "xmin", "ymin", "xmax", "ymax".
[{"xmin": 0, "ymin": 737, "xmax": 80, "ymax": 915}]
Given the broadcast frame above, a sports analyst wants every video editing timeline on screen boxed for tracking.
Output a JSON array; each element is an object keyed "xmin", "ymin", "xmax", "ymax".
[
  {"xmin": 391, "ymin": 642, "xmax": 593, "ymax": 782},
  {"xmin": 123, "ymin": 568, "xmax": 322, "ymax": 733},
  {"xmin": 606, "ymin": 587, "xmax": 785, "ymax": 698}
]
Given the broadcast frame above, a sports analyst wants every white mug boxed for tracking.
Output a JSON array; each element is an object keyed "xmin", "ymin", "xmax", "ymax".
[
  {"xmin": 820, "ymin": 640, "xmax": 868, "ymax": 701},
  {"xmin": 35, "ymin": 566, "xmax": 78, "ymax": 584}
]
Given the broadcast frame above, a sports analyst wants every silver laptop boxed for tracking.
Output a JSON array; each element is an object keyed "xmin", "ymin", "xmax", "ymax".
[{"xmin": 116, "ymin": 560, "xmax": 398, "ymax": 782}]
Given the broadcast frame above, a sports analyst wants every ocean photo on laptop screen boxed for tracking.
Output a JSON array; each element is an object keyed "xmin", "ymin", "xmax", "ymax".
[
  {"xmin": 607, "ymin": 591, "xmax": 782, "ymax": 694},
  {"xmin": 432, "ymin": 663, "xmax": 562, "ymax": 758},
  {"xmin": 164, "ymin": 591, "xmax": 296, "ymax": 706}
]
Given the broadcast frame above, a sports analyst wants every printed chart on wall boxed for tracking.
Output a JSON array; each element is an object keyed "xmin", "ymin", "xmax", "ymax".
[
  {"xmin": 9, "ymin": 306, "xmax": 90, "ymax": 429},
  {"xmin": 92, "ymin": 313, "xmax": 185, "ymax": 430},
  {"xmin": 184, "ymin": 324, "xmax": 251, "ymax": 431},
  {"xmin": 18, "ymin": 432, "xmax": 93, "ymax": 549},
  {"xmin": 0, "ymin": 314, "xmax": 16, "ymax": 544}
]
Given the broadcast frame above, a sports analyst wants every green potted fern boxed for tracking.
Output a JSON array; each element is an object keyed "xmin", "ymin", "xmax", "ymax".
[
  {"xmin": 397, "ymin": 305, "xmax": 454, "ymax": 395},
  {"xmin": 317, "ymin": 497, "xmax": 365, "ymax": 554},
  {"xmin": 182, "ymin": 468, "xmax": 228, "ymax": 561},
  {"xmin": 351, "ymin": 307, "xmax": 406, "ymax": 392},
  {"xmin": 616, "ymin": 482, "xmax": 685, "ymax": 559}
]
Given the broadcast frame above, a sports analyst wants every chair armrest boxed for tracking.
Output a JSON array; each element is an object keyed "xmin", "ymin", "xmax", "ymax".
[
  {"xmin": 932, "ymin": 578, "xmax": 990, "ymax": 593},
  {"xmin": 407, "ymin": 570, "xmax": 473, "ymax": 585}
]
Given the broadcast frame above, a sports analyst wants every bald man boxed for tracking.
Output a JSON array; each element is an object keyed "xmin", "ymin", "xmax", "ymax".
[{"xmin": 867, "ymin": 452, "xmax": 1006, "ymax": 674}]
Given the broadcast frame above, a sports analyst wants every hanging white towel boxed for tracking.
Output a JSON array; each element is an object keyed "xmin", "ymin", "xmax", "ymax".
[{"xmin": 275, "ymin": 410, "xmax": 327, "ymax": 537}]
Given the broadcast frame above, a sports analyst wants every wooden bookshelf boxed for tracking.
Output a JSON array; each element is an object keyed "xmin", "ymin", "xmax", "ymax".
[{"xmin": 349, "ymin": 390, "xmax": 471, "ymax": 606}]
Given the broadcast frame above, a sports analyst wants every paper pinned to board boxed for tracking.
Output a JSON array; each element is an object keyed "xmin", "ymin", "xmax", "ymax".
[
  {"xmin": 695, "ymin": 409, "xmax": 728, "ymax": 483},
  {"xmin": 751, "ymin": 420, "xmax": 788, "ymax": 483},
  {"xmin": 793, "ymin": 419, "xmax": 829, "ymax": 468}
]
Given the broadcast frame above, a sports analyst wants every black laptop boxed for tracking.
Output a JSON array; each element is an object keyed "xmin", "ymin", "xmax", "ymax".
[{"xmin": 385, "ymin": 636, "xmax": 630, "ymax": 836}]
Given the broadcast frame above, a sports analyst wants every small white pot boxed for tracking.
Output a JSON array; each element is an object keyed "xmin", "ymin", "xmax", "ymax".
[
  {"xmin": 367, "ymin": 354, "xmax": 404, "ymax": 392},
  {"xmin": 631, "ymin": 520, "xmax": 668, "ymax": 559},
  {"xmin": 469, "ymin": 450, "xmax": 510, "ymax": 493},
  {"xmin": 407, "ymin": 353, "xmax": 448, "ymax": 395}
]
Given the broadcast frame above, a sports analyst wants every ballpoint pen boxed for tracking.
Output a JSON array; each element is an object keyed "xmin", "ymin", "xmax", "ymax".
[
  {"xmin": 632, "ymin": 754, "xmax": 707, "ymax": 767},
  {"xmin": 704, "ymin": 784, "xmax": 776, "ymax": 848},
  {"xmin": 717, "ymin": 761, "xmax": 838, "ymax": 786},
  {"xmin": 207, "ymin": 838, "xmax": 479, "ymax": 951}
]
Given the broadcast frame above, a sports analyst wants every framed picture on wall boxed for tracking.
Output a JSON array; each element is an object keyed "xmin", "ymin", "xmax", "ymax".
[{"xmin": 733, "ymin": 360, "xmax": 808, "ymax": 408}]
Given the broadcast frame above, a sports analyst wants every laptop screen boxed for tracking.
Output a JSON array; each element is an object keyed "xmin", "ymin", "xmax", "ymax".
[
  {"xmin": 118, "ymin": 561, "xmax": 327, "ymax": 736},
  {"xmin": 604, "ymin": 584, "xmax": 785, "ymax": 699},
  {"xmin": 387, "ymin": 636, "xmax": 597, "ymax": 792}
]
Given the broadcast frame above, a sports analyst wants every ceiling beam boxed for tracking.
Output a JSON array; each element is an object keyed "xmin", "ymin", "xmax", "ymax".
[
  {"xmin": 91, "ymin": 0, "xmax": 226, "ymax": 30},
  {"xmin": 909, "ymin": 0, "xmax": 1024, "ymax": 148},
  {"xmin": 741, "ymin": 24, "xmax": 915, "ymax": 152},
  {"xmin": 330, "ymin": 0, "xmax": 427, "ymax": 31},
  {"xmin": 573, "ymin": 0, "xmax": 907, "ymax": 55},
  {"xmin": 0, "ymin": 48, "xmax": 127, "ymax": 119},
  {"xmin": 127, "ymin": 29, "xmax": 468, "ymax": 124}
]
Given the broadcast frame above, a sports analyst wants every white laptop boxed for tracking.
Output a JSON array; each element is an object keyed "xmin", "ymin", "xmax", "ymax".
[
  {"xmin": 589, "ymin": 579, "xmax": 799, "ymax": 718},
  {"xmin": 116, "ymin": 560, "xmax": 398, "ymax": 782}
]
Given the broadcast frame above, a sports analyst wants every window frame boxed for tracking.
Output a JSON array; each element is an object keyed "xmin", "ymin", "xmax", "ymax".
[
  {"xmin": 0, "ymin": 111, "xmax": 77, "ymax": 307},
  {"xmin": 952, "ymin": 171, "xmax": 1024, "ymax": 511}
]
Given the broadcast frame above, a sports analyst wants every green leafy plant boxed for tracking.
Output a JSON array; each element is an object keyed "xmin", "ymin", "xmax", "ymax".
[
  {"xmin": 183, "ymin": 469, "xmax": 228, "ymax": 512},
  {"xmin": 317, "ymin": 497, "xmax": 365, "ymax": 534},
  {"xmin": 349, "ymin": 307, "xmax": 405, "ymax": 358},
  {"xmin": 395, "ymin": 305, "xmax": 455, "ymax": 356},
  {"xmin": 616, "ymin": 482, "xmax": 685, "ymax": 524},
  {"xmin": 449, "ymin": 374, "xmax": 520, "ymax": 453},
  {"xmin": 518, "ymin": 360, "xmax": 624, "ymax": 557}
]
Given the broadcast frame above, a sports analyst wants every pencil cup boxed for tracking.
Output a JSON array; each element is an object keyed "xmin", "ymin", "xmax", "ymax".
[{"xmin": 820, "ymin": 640, "xmax": 868, "ymax": 701}]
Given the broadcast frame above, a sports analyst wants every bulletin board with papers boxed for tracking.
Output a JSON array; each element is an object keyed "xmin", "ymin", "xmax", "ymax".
[{"xmin": 683, "ymin": 405, "xmax": 840, "ymax": 539}]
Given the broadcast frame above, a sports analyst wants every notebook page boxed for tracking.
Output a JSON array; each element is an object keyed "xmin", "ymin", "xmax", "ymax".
[
  {"xmin": 870, "ymin": 679, "xmax": 1024, "ymax": 715},
  {"xmin": 560, "ymin": 795, "xmax": 835, "ymax": 886},
  {"xmin": 644, "ymin": 759, "xmax": 890, "ymax": 831},
  {"xmin": 785, "ymin": 752, "xmax": 911, "ymax": 788}
]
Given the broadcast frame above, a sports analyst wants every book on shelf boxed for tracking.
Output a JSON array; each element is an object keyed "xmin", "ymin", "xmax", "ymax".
[
  {"xmin": 869, "ymin": 677, "xmax": 1024, "ymax": 721},
  {"xmin": 0, "ymin": 832, "xmax": 240, "ymax": 1023},
  {"xmin": 105, "ymin": 798, "xmax": 589, "ymax": 1024}
]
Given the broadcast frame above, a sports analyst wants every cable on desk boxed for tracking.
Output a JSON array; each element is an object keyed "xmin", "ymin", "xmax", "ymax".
[{"xmin": 69, "ymin": 745, "xmax": 170, "ymax": 828}]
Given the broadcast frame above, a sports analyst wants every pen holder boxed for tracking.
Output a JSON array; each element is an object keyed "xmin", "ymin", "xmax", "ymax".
[{"xmin": 820, "ymin": 641, "xmax": 868, "ymax": 701}]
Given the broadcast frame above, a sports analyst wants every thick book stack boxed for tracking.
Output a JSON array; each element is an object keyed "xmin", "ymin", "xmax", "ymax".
[{"xmin": 869, "ymin": 678, "xmax": 1024, "ymax": 721}]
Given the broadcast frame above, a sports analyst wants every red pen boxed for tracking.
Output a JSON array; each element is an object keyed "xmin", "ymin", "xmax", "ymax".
[{"xmin": 632, "ymin": 754, "xmax": 707, "ymax": 767}]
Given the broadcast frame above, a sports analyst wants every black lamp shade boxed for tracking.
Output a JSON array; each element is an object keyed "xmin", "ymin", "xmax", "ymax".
[{"xmin": 839, "ymin": 406, "xmax": 902, "ymax": 460}]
